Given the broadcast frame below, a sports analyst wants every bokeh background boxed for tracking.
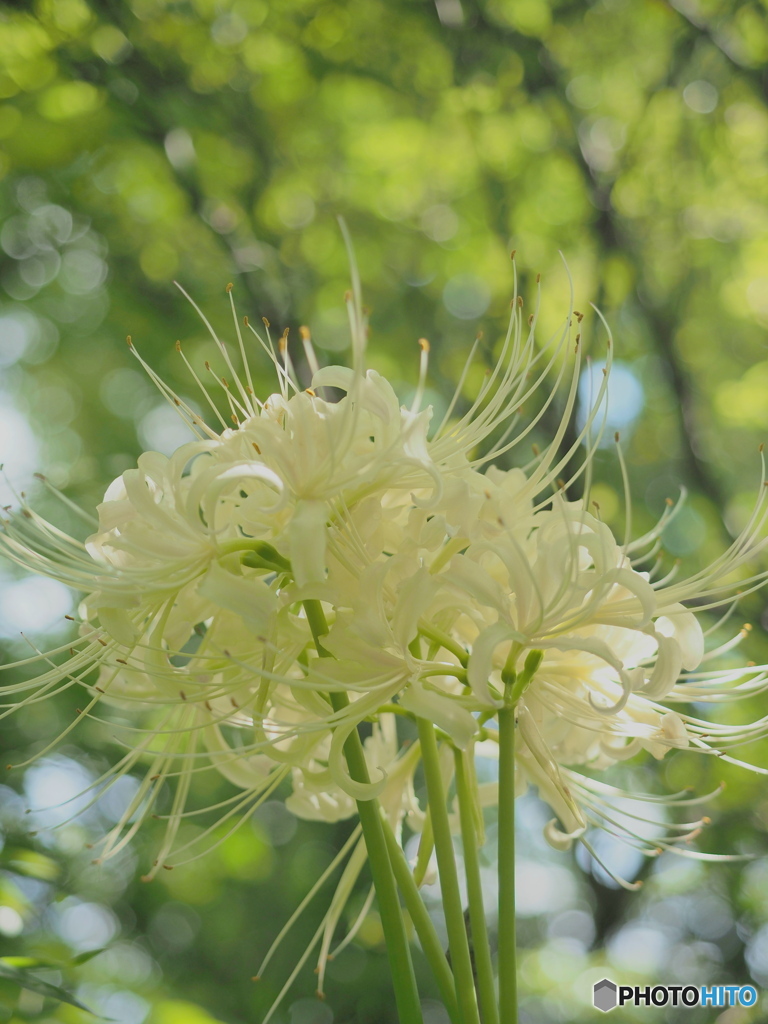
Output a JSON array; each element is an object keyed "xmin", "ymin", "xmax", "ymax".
[{"xmin": 2, "ymin": 0, "xmax": 768, "ymax": 1021}]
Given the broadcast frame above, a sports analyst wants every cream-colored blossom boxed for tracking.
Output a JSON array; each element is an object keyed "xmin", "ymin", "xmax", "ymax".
[
  {"xmin": 0, "ymin": 269, "xmax": 552, "ymax": 862},
  {"xmin": 2, "ymin": 264, "xmax": 767, "ymax": 894},
  {"xmin": 404, "ymin": 478, "xmax": 768, "ymax": 872}
]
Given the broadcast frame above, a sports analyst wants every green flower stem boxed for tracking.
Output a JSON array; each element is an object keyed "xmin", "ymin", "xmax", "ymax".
[
  {"xmin": 382, "ymin": 819, "xmax": 462, "ymax": 1024},
  {"xmin": 417, "ymin": 717, "xmax": 481, "ymax": 1024},
  {"xmin": 304, "ymin": 600, "xmax": 423, "ymax": 1024},
  {"xmin": 303, "ymin": 598, "xmax": 332, "ymax": 658},
  {"xmin": 413, "ymin": 810, "xmax": 435, "ymax": 888},
  {"xmin": 497, "ymin": 703, "xmax": 517, "ymax": 1024},
  {"xmin": 454, "ymin": 748, "xmax": 499, "ymax": 1024},
  {"xmin": 417, "ymin": 621, "xmax": 469, "ymax": 667},
  {"xmin": 330, "ymin": 693, "xmax": 424, "ymax": 1024}
]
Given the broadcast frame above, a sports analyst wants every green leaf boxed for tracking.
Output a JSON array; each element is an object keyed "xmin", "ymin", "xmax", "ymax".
[
  {"xmin": 1, "ymin": 948, "xmax": 107, "ymax": 970},
  {"xmin": 0, "ymin": 961, "xmax": 96, "ymax": 1015},
  {"xmin": 71, "ymin": 948, "xmax": 108, "ymax": 966},
  {"xmin": 1, "ymin": 847, "xmax": 61, "ymax": 881},
  {"xmin": 0, "ymin": 976, "xmax": 21, "ymax": 1013}
]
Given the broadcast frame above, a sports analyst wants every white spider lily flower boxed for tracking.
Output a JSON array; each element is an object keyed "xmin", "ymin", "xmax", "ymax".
[
  {"xmin": 1, "ymin": 252, "xmax": 766, "ymax": 906},
  {"xmin": 408, "ymin": 467, "xmax": 768, "ymax": 862}
]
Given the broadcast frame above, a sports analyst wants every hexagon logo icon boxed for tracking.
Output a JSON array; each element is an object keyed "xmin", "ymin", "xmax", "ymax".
[{"xmin": 593, "ymin": 978, "xmax": 618, "ymax": 1012}]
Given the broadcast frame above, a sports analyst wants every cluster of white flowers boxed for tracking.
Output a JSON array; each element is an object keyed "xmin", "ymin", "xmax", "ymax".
[{"xmin": 3, "ymin": 264, "xmax": 768, "ymax": 901}]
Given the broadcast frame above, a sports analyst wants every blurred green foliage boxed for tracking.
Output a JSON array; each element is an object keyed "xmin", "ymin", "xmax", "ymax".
[{"xmin": 1, "ymin": 0, "xmax": 768, "ymax": 1021}]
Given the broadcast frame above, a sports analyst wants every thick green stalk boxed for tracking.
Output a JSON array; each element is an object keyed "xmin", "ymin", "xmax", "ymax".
[
  {"xmin": 497, "ymin": 704, "xmax": 517, "ymax": 1024},
  {"xmin": 497, "ymin": 650, "xmax": 541, "ymax": 1022},
  {"xmin": 304, "ymin": 600, "xmax": 423, "ymax": 1024},
  {"xmin": 413, "ymin": 810, "xmax": 434, "ymax": 887},
  {"xmin": 417, "ymin": 718, "xmax": 481, "ymax": 1024},
  {"xmin": 303, "ymin": 598, "xmax": 332, "ymax": 657},
  {"xmin": 454, "ymin": 749, "xmax": 499, "ymax": 1024},
  {"xmin": 382, "ymin": 819, "xmax": 461, "ymax": 1024}
]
